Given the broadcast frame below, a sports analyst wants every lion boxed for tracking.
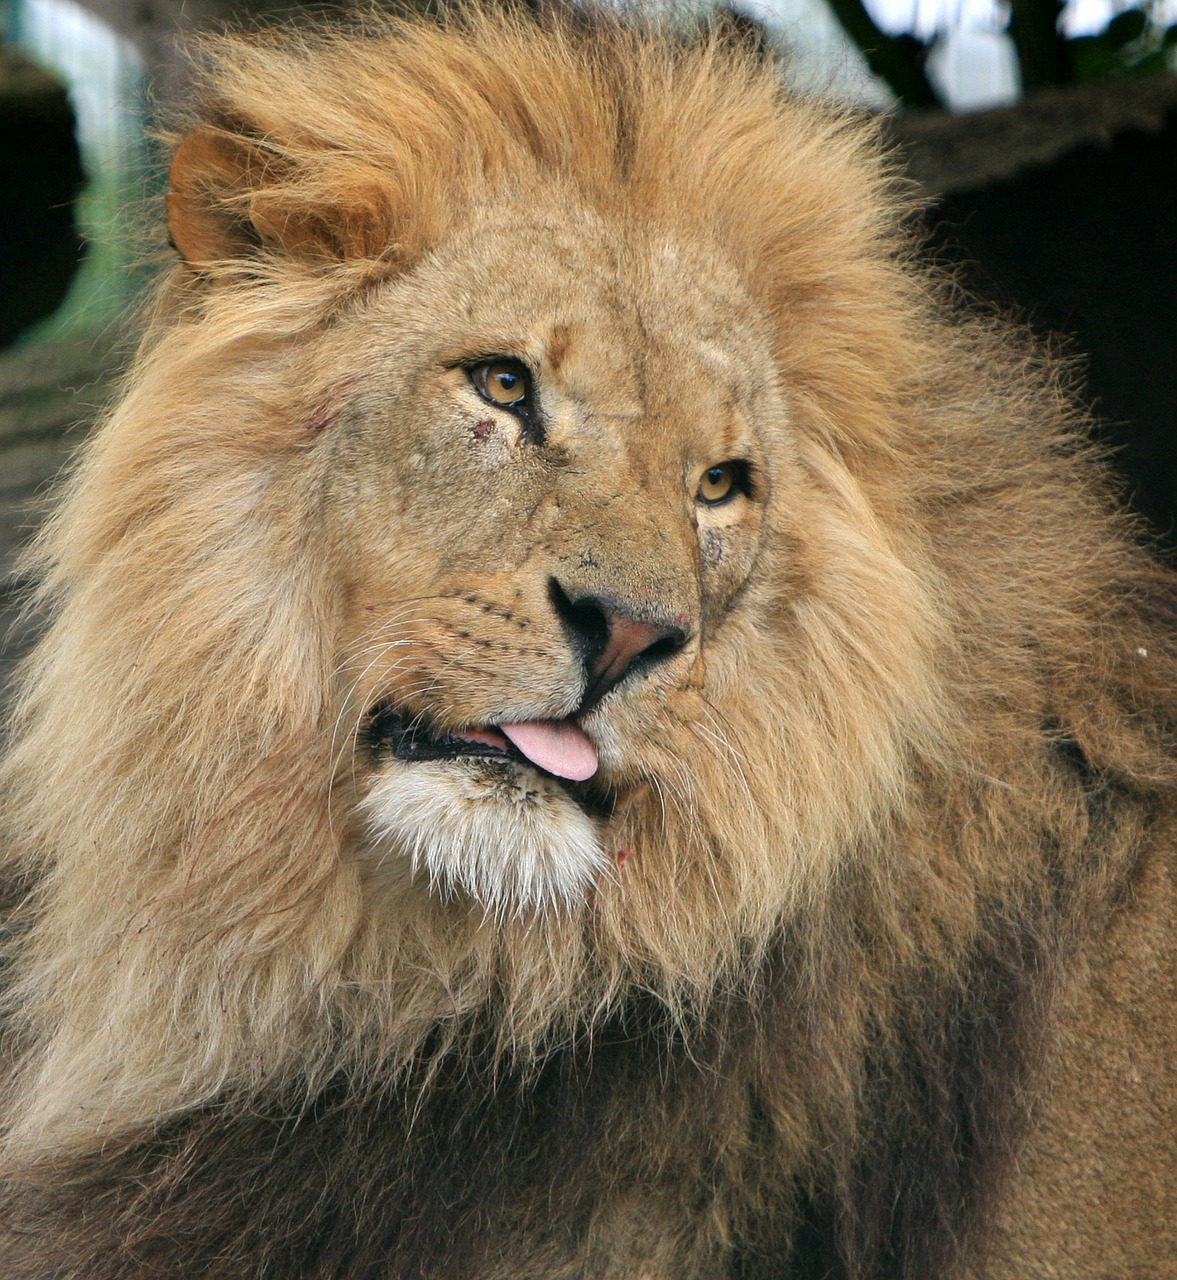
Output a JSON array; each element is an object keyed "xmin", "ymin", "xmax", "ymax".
[{"xmin": 0, "ymin": 7, "xmax": 1173, "ymax": 1278}]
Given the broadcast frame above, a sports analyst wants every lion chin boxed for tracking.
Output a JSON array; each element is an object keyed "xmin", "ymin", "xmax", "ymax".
[{"xmin": 363, "ymin": 755, "xmax": 606, "ymax": 915}]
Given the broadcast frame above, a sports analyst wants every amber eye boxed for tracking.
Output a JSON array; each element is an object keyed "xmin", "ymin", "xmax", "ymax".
[
  {"xmin": 470, "ymin": 359, "xmax": 530, "ymax": 409},
  {"xmin": 697, "ymin": 463, "xmax": 738, "ymax": 506}
]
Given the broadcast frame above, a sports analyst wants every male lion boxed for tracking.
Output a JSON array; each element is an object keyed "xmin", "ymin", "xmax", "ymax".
[{"xmin": 0, "ymin": 8, "xmax": 1173, "ymax": 1278}]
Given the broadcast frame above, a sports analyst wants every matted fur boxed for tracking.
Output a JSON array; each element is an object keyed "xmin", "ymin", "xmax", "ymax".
[{"xmin": 0, "ymin": 7, "xmax": 1174, "ymax": 1277}]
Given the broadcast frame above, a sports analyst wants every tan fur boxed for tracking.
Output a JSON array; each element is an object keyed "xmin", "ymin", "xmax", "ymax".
[{"xmin": 0, "ymin": 8, "xmax": 1173, "ymax": 1277}]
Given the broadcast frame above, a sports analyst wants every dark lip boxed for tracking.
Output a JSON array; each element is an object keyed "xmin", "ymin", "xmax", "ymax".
[
  {"xmin": 364, "ymin": 705, "xmax": 614, "ymax": 819},
  {"xmin": 367, "ymin": 705, "xmax": 514, "ymax": 765}
]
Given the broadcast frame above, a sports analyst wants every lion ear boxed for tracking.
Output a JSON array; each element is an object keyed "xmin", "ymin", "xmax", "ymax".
[
  {"xmin": 167, "ymin": 125, "xmax": 394, "ymax": 268},
  {"xmin": 166, "ymin": 127, "xmax": 270, "ymax": 265}
]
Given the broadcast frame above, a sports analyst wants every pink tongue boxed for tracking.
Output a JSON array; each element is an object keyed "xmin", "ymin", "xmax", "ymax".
[{"xmin": 499, "ymin": 720, "xmax": 598, "ymax": 782}]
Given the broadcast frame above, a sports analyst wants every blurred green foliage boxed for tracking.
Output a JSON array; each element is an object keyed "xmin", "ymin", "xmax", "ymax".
[
  {"xmin": 1069, "ymin": 8, "xmax": 1177, "ymax": 82},
  {"xmin": 828, "ymin": 0, "xmax": 1177, "ymax": 108}
]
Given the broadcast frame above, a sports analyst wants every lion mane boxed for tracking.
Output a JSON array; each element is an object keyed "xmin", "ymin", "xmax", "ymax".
[{"xmin": 0, "ymin": 8, "xmax": 1173, "ymax": 1278}]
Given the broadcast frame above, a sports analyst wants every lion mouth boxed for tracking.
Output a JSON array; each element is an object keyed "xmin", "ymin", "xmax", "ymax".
[{"xmin": 366, "ymin": 706, "xmax": 600, "ymax": 786}]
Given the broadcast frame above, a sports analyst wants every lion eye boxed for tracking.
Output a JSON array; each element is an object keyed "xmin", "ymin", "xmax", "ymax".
[
  {"xmin": 697, "ymin": 463, "xmax": 739, "ymax": 506},
  {"xmin": 470, "ymin": 359, "xmax": 531, "ymax": 410}
]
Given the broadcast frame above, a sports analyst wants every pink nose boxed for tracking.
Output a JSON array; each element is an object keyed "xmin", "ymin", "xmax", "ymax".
[
  {"xmin": 590, "ymin": 613, "xmax": 676, "ymax": 688},
  {"xmin": 548, "ymin": 579, "xmax": 689, "ymax": 710}
]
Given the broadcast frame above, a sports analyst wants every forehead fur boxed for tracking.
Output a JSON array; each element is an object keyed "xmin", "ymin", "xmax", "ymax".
[
  {"xmin": 185, "ymin": 9, "xmax": 896, "ymax": 250},
  {"xmin": 175, "ymin": 7, "xmax": 917, "ymax": 440}
]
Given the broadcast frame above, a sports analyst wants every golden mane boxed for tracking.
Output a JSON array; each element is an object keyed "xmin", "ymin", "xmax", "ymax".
[{"xmin": 0, "ymin": 8, "xmax": 1173, "ymax": 1276}]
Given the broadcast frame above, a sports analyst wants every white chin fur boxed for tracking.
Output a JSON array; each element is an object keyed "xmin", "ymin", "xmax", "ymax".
[{"xmin": 362, "ymin": 757, "xmax": 608, "ymax": 915}]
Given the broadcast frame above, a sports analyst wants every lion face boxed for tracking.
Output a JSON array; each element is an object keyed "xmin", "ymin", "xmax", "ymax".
[
  {"xmin": 0, "ymin": 10, "xmax": 989, "ymax": 1163},
  {"xmin": 317, "ymin": 200, "xmax": 781, "ymax": 913}
]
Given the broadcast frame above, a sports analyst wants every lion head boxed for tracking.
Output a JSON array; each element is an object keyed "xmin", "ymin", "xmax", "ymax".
[{"xmin": 1, "ymin": 13, "xmax": 1173, "ymax": 1273}]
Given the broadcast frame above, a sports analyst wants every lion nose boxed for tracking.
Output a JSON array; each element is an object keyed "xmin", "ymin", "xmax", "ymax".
[{"xmin": 548, "ymin": 578, "xmax": 689, "ymax": 711}]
